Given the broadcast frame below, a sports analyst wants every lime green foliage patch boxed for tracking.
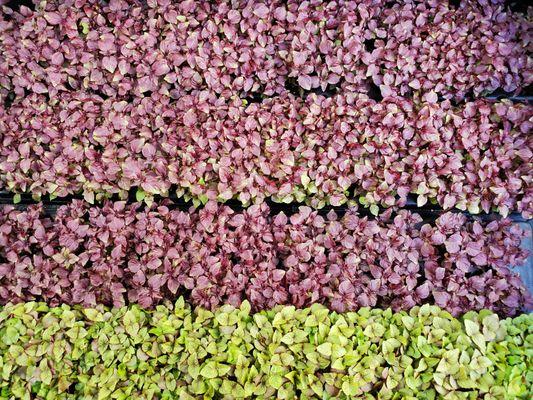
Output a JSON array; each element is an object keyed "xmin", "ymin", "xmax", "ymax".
[{"xmin": 0, "ymin": 300, "xmax": 531, "ymax": 399}]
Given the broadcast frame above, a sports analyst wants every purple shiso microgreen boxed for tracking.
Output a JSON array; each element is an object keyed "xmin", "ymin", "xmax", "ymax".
[
  {"xmin": 0, "ymin": 0, "xmax": 530, "ymax": 102},
  {"xmin": 1, "ymin": 90, "xmax": 531, "ymax": 216},
  {"xmin": 0, "ymin": 200, "xmax": 530, "ymax": 316}
]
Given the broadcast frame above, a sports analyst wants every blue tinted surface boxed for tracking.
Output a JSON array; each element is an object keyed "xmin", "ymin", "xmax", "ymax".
[{"xmin": 516, "ymin": 222, "xmax": 533, "ymax": 311}]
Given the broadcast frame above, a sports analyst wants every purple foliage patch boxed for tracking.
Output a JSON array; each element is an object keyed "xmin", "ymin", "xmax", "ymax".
[
  {"xmin": 0, "ymin": 1, "xmax": 530, "ymax": 100},
  {"xmin": 1, "ymin": 92, "xmax": 531, "ymax": 216},
  {"xmin": 0, "ymin": 200, "xmax": 530, "ymax": 316}
]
